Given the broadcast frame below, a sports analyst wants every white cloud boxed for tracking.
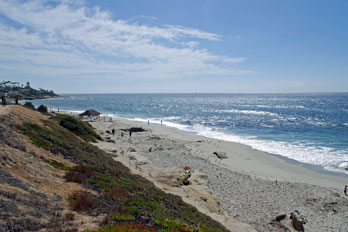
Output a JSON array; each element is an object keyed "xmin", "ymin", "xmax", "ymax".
[{"xmin": 0, "ymin": 0, "xmax": 251, "ymax": 79}]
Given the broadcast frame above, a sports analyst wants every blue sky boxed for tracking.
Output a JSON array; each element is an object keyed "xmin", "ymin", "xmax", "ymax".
[{"xmin": 0, "ymin": 0, "xmax": 347, "ymax": 93}]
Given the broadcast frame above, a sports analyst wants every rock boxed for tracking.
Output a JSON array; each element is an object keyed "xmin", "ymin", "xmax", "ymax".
[
  {"xmin": 122, "ymin": 127, "xmax": 146, "ymax": 132},
  {"xmin": 290, "ymin": 210, "xmax": 306, "ymax": 231},
  {"xmin": 331, "ymin": 192, "xmax": 340, "ymax": 197},
  {"xmin": 213, "ymin": 151, "xmax": 228, "ymax": 159},
  {"xmin": 275, "ymin": 214, "xmax": 286, "ymax": 222}
]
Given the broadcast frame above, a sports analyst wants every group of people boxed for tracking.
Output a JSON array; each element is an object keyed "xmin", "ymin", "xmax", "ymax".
[{"xmin": 147, "ymin": 120, "xmax": 163, "ymax": 125}]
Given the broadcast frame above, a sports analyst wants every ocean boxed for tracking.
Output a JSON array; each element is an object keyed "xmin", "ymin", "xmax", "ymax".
[{"xmin": 28, "ymin": 93, "xmax": 348, "ymax": 175}]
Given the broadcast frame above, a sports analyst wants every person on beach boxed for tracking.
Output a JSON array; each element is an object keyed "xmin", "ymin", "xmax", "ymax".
[
  {"xmin": 344, "ymin": 185, "xmax": 347, "ymax": 195},
  {"xmin": 161, "ymin": 120, "xmax": 163, "ymax": 126},
  {"xmin": 112, "ymin": 129, "xmax": 115, "ymax": 135},
  {"xmin": 148, "ymin": 120, "xmax": 149, "ymax": 125},
  {"xmin": 1, "ymin": 96, "xmax": 6, "ymax": 106},
  {"xmin": 129, "ymin": 130, "xmax": 132, "ymax": 138}
]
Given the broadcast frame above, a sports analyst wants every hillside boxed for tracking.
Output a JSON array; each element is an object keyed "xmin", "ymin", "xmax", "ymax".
[
  {"xmin": 0, "ymin": 105, "xmax": 229, "ymax": 232},
  {"xmin": 0, "ymin": 81, "xmax": 59, "ymax": 100}
]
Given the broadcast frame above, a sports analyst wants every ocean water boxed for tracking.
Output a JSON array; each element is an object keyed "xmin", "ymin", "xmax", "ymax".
[{"xmin": 29, "ymin": 93, "xmax": 348, "ymax": 175}]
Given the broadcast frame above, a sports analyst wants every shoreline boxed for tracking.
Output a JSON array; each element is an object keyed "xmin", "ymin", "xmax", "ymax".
[
  {"xmin": 77, "ymin": 113, "xmax": 348, "ymax": 231},
  {"xmin": 58, "ymin": 109, "xmax": 348, "ymax": 186},
  {"xmin": 49, "ymin": 107, "xmax": 348, "ymax": 178}
]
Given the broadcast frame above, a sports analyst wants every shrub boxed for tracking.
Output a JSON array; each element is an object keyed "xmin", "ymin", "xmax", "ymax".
[
  {"xmin": 105, "ymin": 188, "xmax": 128, "ymax": 201},
  {"xmin": 64, "ymin": 171, "xmax": 85, "ymax": 183},
  {"xmin": 23, "ymin": 102, "xmax": 35, "ymax": 110},
  {"xmin": 73, "ymin": 165, "xmax": 95, "ymax": 177},
  {"xmin": 69, "ymin": 191, "xmax": 95, "ymax": 212},
  {"xmin": 56, "ymin": 115, "xmax": 101, "ymax": 142},
  {"xmin": 37, "ymin": 104, "xmax": 48, "ymax": 113}
]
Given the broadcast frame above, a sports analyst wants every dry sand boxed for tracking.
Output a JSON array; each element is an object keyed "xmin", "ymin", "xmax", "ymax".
[{"xmin": 86, "ymin": 116, "xmax": 348, "ymax": 232}]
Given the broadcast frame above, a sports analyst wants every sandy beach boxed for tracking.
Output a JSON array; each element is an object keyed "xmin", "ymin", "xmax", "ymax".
[{"xmin": 86, "ymin": 116, "xmax": 348, "ymax": 232}]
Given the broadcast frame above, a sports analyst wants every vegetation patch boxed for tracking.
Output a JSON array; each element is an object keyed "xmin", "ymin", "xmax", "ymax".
[
  {"xmin": 64, "ymin": 171, "xmax": 85, "ymax": 184},
  {"xmin": 69, "ymin": 191, "xmax": 95, "ymax": 212},
  {"xmin": 54, "ymin": 114, "xmax": 101, "ymax": 142},
  {"xmin": 93, "ymin": 223, "xmax": 156, "ymax": 232},
  {"xmin": 20, "ymin": 122, "xmax": 56, "ymax": 150},
  {"xmin": 23, "ymin": 101, "xmax": 36, "ymax": 110},
  {"xmin": 109, "ymin": 210, "xmax": 135, "ymax": 221},
  {"xmin": 37, "ymin": 104, "xmax": 48, "ymax": 113},
  {"xmin": 41, "ymin": 158, "xmax": 72, "ymax": 171}
]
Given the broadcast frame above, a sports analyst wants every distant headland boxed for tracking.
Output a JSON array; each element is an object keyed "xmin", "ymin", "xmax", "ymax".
[{"xmin": 0, "ymin": 80, "xmax": 59, "ymax": 100}]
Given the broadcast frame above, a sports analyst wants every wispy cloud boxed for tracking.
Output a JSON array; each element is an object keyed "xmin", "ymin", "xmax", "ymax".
[{"xmin": 0, "ymin": 0, "xmax": 251, "ymax": 79}]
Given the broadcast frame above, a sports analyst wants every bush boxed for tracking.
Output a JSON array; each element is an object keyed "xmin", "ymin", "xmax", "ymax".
[
  {"xmin": 57, "ymin": 115, "xmax": 101, "ymax": 142},
  {"xmin": 37, "ymin": 104, "xmax": 48, "ymax": 113},
  {"xmin": 73, "ymin": 165, "xmax": 95, "ymax": 177},
  {"xmin": 23, "ymin": 102, "xmax": 35, "ymax": 110},
  {"xmin": 64, "ymin": 171, "xmax": 85, "ymax": 183},
  {"xmin": 69, "ymin": 191, "xmax": 95, "ymax": 212}
]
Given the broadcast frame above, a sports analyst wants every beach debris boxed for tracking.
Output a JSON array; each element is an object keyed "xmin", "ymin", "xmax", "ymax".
[
  {"xmin": 213, "ymin": 151, "xmax": 228, "ymax": 159},
  {"xmin": 290, "ymin": 210, "xmax": 306, "ymax": 231},
  {"xmin": 148, "ymin": 147, "xmax": 152, "ymax": 152},
  {"xmin": 79, "ymin": 109, "xmax": 101, "ymax": 117},
  {"xmin": 106, "ymin": 130, "xmax": 111, "ymax": 134}
]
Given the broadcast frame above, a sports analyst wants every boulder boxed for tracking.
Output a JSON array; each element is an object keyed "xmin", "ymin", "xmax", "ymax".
[{"xmin": 213, "ymin": 151, "xmax": 228, "ymax": 159}]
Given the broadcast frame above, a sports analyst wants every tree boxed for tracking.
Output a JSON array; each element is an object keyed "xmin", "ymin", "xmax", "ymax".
[
  {"xmin": 14, "ymin": 94, "xmax": 22, "ymax": 105},
  {"xmin": 26, "ymin": 82, "xmax": 31, "ymax": 88}
]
